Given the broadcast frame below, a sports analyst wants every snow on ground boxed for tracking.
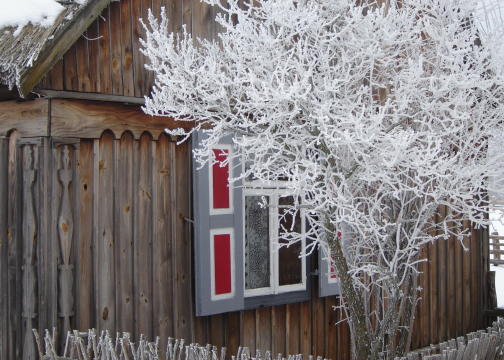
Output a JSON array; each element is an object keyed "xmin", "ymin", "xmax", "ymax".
[
  {"xmin": 491, "ymin": 265, "xmax": 504, "ymax": 308},
  {"xmin": 0, "ymin": 0, "xmax": 65, "ymax": 36}
]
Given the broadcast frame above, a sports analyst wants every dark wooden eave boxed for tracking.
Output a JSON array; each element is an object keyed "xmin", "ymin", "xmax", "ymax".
[{"xmin": 18, "ymin": 0, "xmax": 113, "ymax": 97}]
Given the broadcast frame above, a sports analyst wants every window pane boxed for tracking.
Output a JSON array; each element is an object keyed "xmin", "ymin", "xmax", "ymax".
[
  {"xmin": 245, "ymin": 196, "xmax": 270, "ymax": 290},
  {"xmin": 278, "ymin": 196, "xmax": 302, "ymax": 286}
]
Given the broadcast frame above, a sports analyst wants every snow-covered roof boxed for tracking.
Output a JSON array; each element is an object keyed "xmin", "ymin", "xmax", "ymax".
[
  {"xmin": 0, "ymin": 0, "xmax": 67, "ymax": 37},
  {"xmin": 0, "ymin": 0, "xmax": 111, "ymax": 97}
]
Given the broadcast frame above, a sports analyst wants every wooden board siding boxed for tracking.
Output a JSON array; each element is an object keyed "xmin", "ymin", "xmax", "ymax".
[
  {"xmin": 0, "ymin": 98, "xmax": 492, "ymax": 359},
  {"xmin": 39, "ymin": 0, "xmax": 221, "ymax": 98}
]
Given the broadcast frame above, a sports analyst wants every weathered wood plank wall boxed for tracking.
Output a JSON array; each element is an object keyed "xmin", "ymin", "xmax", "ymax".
[
  {"xmin": 0, "ymin": 98, "xmax": 491, "ymax": 360},
  {"xmin": 40, "ymin": 0, "xmax": 220, "ymax": 97}
]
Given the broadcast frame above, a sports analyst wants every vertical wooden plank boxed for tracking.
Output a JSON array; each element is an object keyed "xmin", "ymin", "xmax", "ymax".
[
  {"xmin": 419, "ymin": 246, "xmax": 430, "ymax": 347},
  {"xmin": 99, "ymin": 6, "xmax": 113, "ymax": 94},
  {"xmin": 75, "ymin": 33, "xmax": 92, "ymax": 92},
  {"xmin": 437, "ymin": 208, "xmax": 447, "ymax": 342},
  {"xmin": 120, "ymin": 0, "xmax": 135, "ymax": 96},
  {"xmin": 447, "ymin": 225, "xmax": 456, "ymax": 339},
  {"xmin": 134, "ymin": 133, "xmax": 154, "ymax": 339},
  {"xmin": 241, "ymin": 310, "xmax": 256, "ymax": 355},
  {"xmin": 470, "ymin": 223, "xmax": 479, "ymax": 331},
  {"xmin": 312, "ymin": 297, "xmax": 324, "ymax": 356},
  {"xmin": 166, "ymin": 0, "xmax": 184, "ymax": 34},
  {"xmin": 454, "ymin": 229, "xmax": 463, "ymax": 337},
  {"xmin": 299, "ymin": 301, "xmax": 311, "ymax": 357},
  {"xmin": 63, "ymin": 46, "xmax": 78, "ymax": 91},
  {"xmin": 36, "ymin": 138, "xmax": 54, "ymax": 344},
  {"xmin": 285, "ymin": 303, "xmax": 300, "ymax": 355},
  {"xmin": 0, "ymin": 138, "xmax": 8, "ymax": 359},
  {"xmin": 131, "ymin": 0, "xmax": 145, "ymax": 97},
  {"xmin": 110, "ymin": 1, "xmax": 124, "ymax": 95},
  {"xmin": 183, "ymin": 0, "xmax": 191, "ymax": 39},
  {"xmin": 477, "ymin": 228, "xmax": 491, "ymax": 329},
  {"xmin": 143, "ymin": 0, "xmax": 155, "ymax": 93},
  {"xmin": 255, "ymin": 307, "xmax": 271, "ymax": 354},
  {"xmin": 173, "ymin": 140, "xmax": 192, "ymax": 339},
  {"xmin": 21, "ymin": 144, "xmax": 38, "ymax": 360},
  {"xmin": 271, "ymin": 305, "xmax": 286, "ymax": 357},
  {"xmin": 191, "ymin": 0, "xmax": 214, "ymax": 42},
  {"xmin": 152, "ymin": 134, "xmax": 173, "ymax": 344},
  {"xmin": 50, "ymin": 142, "xmax": 64, "ymax": 345},
  {"xmin": 336, "ymin": 298, "xmax": 350, "ymax": 360},
  {"xmin": 428, "ymin": 229, "xmax": 439, "ymax": 345},
  {"xmin": 326, "ymin": 297, "xmax": 338, "ymax": 360},
  {"xmin": 87, "ymin": 20, "xmax": 101, "ymax": 93},
  {"xmin": 55, "ymin": 144, "xmax": 77, "ymax": 338},
  {"xmin": 116, "ymin": 133, "xmax": 135, "ymax": 334},
  {"xmin": 76, "ymin": 140, "xmax": 94, "ymax": 330},
  {"xmin": 95, "ymin": 133, "xmax": 116, "ymax": 333},
  {"xmin": 48, "ymin": 59, "xmax": 64, "ymax": 91},
  {"xmin": 193, "ymin": 315, "xmax": 209, "ymax": 345},
  {"xmin": 210, "ymin": 315, "xmax": 225, "ymax": 348},
  {"xmin": 480, "ymin": 225, "xmax": 489, "ymax": 328},
  {"xmin": 462, "ymin": 221, "xmax": 471, "ymax": 335},
  {"xmin": 225, "ymin": 312, "xmax": 241, "ymax": 358},
  {"xmin": 7, "ymin": 131, "xmax": 21, "ymax": 360}
]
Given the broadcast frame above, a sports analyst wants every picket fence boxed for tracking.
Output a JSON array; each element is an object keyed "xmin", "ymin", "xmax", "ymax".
[
  {"xmin": 394, "ymin": 318, "xmax": 504, "ymax": 360},
  {"xmin": 33, "ymin": 318, "xmax": 504, "ymax": 360},
  {"xmin": 32, "ymin": 328, "xmax": 329, "ymax": 360}
]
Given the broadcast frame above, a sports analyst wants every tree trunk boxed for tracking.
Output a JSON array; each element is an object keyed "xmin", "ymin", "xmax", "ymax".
[{"xmin": 327, "ymin": 223, "xmax": 373, "ymax": 360}]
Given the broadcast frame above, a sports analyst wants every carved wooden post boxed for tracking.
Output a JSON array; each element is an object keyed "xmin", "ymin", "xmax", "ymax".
[
  {"xmin": 22, "ymin": 145, "xmax": 37, "ymax": 360},
  {"xmin": 57, "ymin": 146, "xmax": 74, "ymax": 337}
]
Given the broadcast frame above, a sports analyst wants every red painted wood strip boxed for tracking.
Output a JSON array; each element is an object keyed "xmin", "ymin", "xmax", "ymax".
[
  {"xmin": 212, "ymin": 149, "xmax": 230, "ymax": 210},
  {"xmin": 214, "ymin": 233, "xmax": 232, "ymax": 295}
]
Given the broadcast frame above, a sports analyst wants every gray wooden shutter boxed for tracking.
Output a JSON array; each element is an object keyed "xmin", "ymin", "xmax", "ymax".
[{"xmin": 193, "ymin": 132, "xmax": 244, "ymax": 316}]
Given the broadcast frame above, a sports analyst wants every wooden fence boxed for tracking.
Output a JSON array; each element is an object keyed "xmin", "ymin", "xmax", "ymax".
[{"xmin": 31, "ymin": 317, "xmax": 504, "ymax": 360}]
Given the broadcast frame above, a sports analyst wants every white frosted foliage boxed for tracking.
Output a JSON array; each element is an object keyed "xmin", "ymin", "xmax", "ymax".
[{"xmin": 141, "ymin": 0, "xmax": 504, "ymax": 357}]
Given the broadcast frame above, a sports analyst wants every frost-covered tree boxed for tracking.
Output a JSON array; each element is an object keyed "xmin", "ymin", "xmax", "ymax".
[{"xmin": 141, "ymin": 0, "xmax": 504, "ymax": 358}]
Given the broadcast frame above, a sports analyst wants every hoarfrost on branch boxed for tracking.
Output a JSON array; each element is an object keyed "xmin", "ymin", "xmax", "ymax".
[{"xmin": 141, "ymin": 0, "xmax": 504, "ymax": 358}]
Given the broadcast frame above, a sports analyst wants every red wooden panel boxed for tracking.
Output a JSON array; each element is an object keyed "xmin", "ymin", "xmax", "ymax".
[
  {"xmin": 212, "ymin": 149, "xmax": 230, "ymax": 209},
  {"xmin": 214, "ymin": 233, "xmax": 232, "ymax": 295}
]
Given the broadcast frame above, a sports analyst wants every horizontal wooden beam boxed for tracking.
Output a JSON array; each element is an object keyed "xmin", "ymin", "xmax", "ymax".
[
  {"xmin": 37, "ymin": 89, "xmax": 145, "ymax": 105},
  {"xmin": 0, "ymin": 99, "xmax": 49, "ymax": 137},
  {"xmin": 50, "ymin": 98, "xmax": 192, "ymax": 140},
  {"xmin": 19, "ymin": 0, "xmax": 113, "ymax": 97}
]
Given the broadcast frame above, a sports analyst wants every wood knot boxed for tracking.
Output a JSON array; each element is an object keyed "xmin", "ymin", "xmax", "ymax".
[
  {"xmin": 102, "ymin": 307, "xmax": 108, "ymax": 321},
  {"xmin": 61, "ymin": 223, "xmax": 69, "ymax": 233},
  {"xmin": 99, "ymin": 160, "xmax": 105, "ymax": 170}
]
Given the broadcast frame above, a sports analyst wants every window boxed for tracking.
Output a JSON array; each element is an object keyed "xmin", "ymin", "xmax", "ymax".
[
  {"xmin": 192, "ymin": 133, "xmax": 339, "ymax": 316},
  {"xmin": 243, "ymin": 189, "xmax": 307, "ymax": 301}
]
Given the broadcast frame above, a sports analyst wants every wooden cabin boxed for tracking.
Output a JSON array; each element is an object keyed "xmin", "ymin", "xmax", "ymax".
[{"xmin": 0, "ymin": 1, "xmax": 495, "ymax": 359}]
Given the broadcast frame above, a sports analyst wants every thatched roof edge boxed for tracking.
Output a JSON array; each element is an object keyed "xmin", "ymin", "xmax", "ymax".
[{"xmin": 0, "ymin": 0, "xmax": 113, "ymax": 97}]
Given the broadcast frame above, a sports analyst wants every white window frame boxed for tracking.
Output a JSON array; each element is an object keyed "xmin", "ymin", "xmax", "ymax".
[{"xmin": 243, "ymin": 187, "xmax": 307, "ymax": 298}]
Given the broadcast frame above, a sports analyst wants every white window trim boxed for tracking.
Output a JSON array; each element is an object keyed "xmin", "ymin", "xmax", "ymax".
[{"xmin": 243, "ymin": 188, "xmax": 306, "ymax": 298}]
